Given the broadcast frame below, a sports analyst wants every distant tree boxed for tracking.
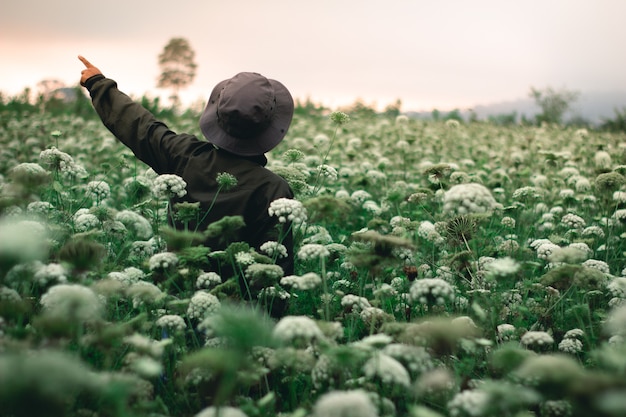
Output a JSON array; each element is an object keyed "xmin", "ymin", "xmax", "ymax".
[
  {"xmin": 36, "ymin": 79, "xmax": 65, "ymax": 113},
  {"xmin": 157, "ymin": 37, "xmax": 198, "ymax": 106},
  {"xmin": 601, "ymin": 107, "xmax": 626, "ymax": 133},
  {"xmin": 529, "ymin": 86, "xmax": 579, "ymax": 125},
  {"xmin": 383, "ymin": 99, "xmax": 402, "ymax": 118}
]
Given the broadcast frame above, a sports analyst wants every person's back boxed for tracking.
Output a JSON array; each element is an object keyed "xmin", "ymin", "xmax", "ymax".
[{"xmin": 78, "ymin": 57, "xmax": 295, "ymax": 276}]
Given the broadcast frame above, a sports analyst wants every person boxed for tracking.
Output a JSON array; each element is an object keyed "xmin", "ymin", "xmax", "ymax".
[{"xmin": 78, "ymin": 55, "xmax": 295, "ymax": 280}]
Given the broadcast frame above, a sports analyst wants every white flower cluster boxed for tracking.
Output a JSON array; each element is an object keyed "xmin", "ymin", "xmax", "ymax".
[
  {"xmin": 533, "ymin": 240, "xmax": 561, "ymax": 261},
  {"xmin": 341, "ymin": 294, "xmax": 372, "ymax": 313},
  {"xmin": 73, "ymin": 208, "xmax": 100, "ymax": 232},
  {"xmin": 409, "ymin": 278, "xmax": 455, "ymax": 305},
  {"xmin": 317, "ymin": 164, "xmax": 338, "ymax": 181},
  {"xmin": 447, "ymin": 389, "xmax": 489, "ymax": 417},
  {"xmin": 39, "ymin": 147, "xmax": 87, "ymax": 178},
  {"xmin": 259, "ymin": 241, "xmax": 288, "ymax": 259},
  {"xmin": 582, "ymin": 259, "xmax": 610, "ymax": 274},
  {"xmin": 155, "ymin": 314, "xmax": 187, "ymax": 333},
  {"xmin": 40, "ymin": 283, "xmax": 103, "ymax": 321},
  {"xmin": 186, "ymin": 291, "xmax": 221, "ymax": 320},
  {"xmin": 244, "ymin": 264, "xmax": 284, "ymax": 280},
  {"xmin": 560, "ymin": 213, "xmax": 586, "ymax": 229},
  {"xmin": 10, "ymin": 162, "xmax": 47, "ymax": 177},
  {"xmin": 86, "ymin": 180, "xmax": 111, "ymax": 201},
  {"xmin": 311, "ymin": 389, "xmax": 378, "ymax": 417},
  {"xmin": 350, "ymin": 190, "xmax": 372, "ymax": 205},
  {"xmin": 0, "ymin": 286, "xmax": 21, "ymax": 302},
  {"xmin": 195, "ymin": 406, "xmax": 248, "ymax": 417},
  {"xmin": 497, "ymin": 323, "xmax": 517, "ymax": 342},
  {"xmin": 130, "ymin": 240, "xmax": 155, "ymax": 258},
  {"xmin": 280, "ymin": 272, "xmax": 322, "ymax": 290},
  {"xmin": 520, "ymin": 331, "xmax": 554, "ymax": 348},
  {"xmin": 484, "ymin": 257, "xmax": 520, "ymax": 278},
  {"xmin": 26, "ymin": 201, "xmax": 55, "ymax": 215},
  {"xmin": 417, "ymin": 221, "xmax": 445, "ymax": 245},
  {"xmin": 34, "ymin": 262, "xmax": 68, "ymax": 285},
  {"xmin": 512, "ymin": 186, "xmax": 543, "ymax": 201},
  {"xmin": 273, "ymin": 315, "xmax": 324, "ymax": 344},
  {"xmin": 148, "ymin": 251, "xmax": 179, "ymax": 272},
  {"xmin": 297, "ymin": 243, "xmax": 330, "ymax": 261},
  {"xmin": 268, "ymin": 198, "xmax": 307, "ymax": 224},
  {"xmin": 500, "ymin": 216, "xmax": 516, "ymax": 228},
  {"xmin": 608, "ymin": 277, "xmax": 626, "ymax": 299},
  {"xmin": 151, "ymin": 174, "xmax": 187, "ymax": 198},
  {"xmin": 234, "ymin": 251, "xmax": 255, "ymax": 266},
  {"xmin": 116, "ymin": 210, "xmax": 153, "ymax": 239},
  {"xmin": 443, "ymin": 183, "xmax": 500, "ymax": 215},
  {"xmin": 363, "ymin": 353, "xmax": 410, "ymax": 387},
  {"xmin": 558, "ymin": 338, "xmax": 583, "ymax": 354},
  {"xmin": 383, "ymin": 343, "xmax": 434, "ymax": 375},
  {"xmin": 196, "ymin": 271, "xmax": 222, "ymax": 289}
]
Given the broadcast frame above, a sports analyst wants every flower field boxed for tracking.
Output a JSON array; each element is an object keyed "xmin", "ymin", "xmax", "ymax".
[{"xmin": 1, "ymin": 107, "xmax": 626, "ymax": 417}]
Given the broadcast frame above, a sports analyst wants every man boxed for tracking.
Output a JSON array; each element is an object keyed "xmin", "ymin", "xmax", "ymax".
[{"xmin": 78, "ymin": 56, "xmax": 295, "ymax": 276}]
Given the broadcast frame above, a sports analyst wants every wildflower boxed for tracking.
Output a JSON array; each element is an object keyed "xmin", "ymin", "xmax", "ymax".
[
  {"xmin": 40, "ymin": 283, "xmax": 103, "ymax": 322},
  {"xmin": 312, "ymin": 389, "xmax": 378, "ymax": 417},
  {"xmin": 148, "ymin": 251, "xmax": 179, "ymax": 272},
  {"xmin": 155, "ymin": 314, "xmax": 187, "ymax": 333},
  {"xmin": 443, "ymin": 183, "xmax": 500, "ymax": 216},
  {"xmin": 350, "ymin": 189, "xmax": 372, "ymax": 205},
  {"xmin": 582, "ymin": 259, "xmax": 610, "ymax": 274},
  {"xmin": 535, "ymin": 241, "xmax": 560, "ymax": 261},
  {"xmin": 501, "ymin": 216, "xmax": 516, "ymax": 228},
  {"xmin": 329, "ymin": 111, "xmax": 350, "ymax": 125},
  {"xmin": 234, "ymin": 251, "xmax": 255, "ymax": 266},
  {"xmin": 127, "ymin": 281, "xmax": 165, "ymax": 307},
  {"xmin": 595, "ymin": 172, "xmax": 625, "ymax": 194},
  {"xmin": 363, "ymin": 353, "xmax": 411, "ymax": 387},
  {"xmin": 196, "ymin": 271, "xmax": 222, "ymax": 289},
  {"xmin": 298, "ymin": 243, "xmax": 330, "ymax": 261},
  {"xmin": 123, "ymin": 333, "xmax": 170, "ymax": 358},
  {"xmin": 268, "ymin": 197, "xmax": 307, "ymax": 224},
  {"xmin": 116, "ymin": 210, "xmax": 153, "ymax": 239},
  {"xmin": 560, "ymin": 213, "xmax": 586, "ymax": 229},
  {"xmin": 604, "ymin": 304, "xmax": 626, "ymax": 336},
  {"xmin": 151, "ymin": 174, "xmax": 187, "ymax": 198},
  {"xmin": 9, "ymin": 162, "xmax": 50, "ymax": 187},
  {"xmin": 73, "ymin": 211, "xmax": 101, "ymax": 232},
  {"xmin": 186, "ymin": 291, "xmax": 220, "ymax": 320},
  {"xmin": 86, "ymin": 180, "xmax": 111, "ymax": 201},
  {"xmin": 130, "ymin": 240, "xmax": 154, "ymax": 258},
  {"xmin": 273, "ymin": 315, "xmax": 324, "ymax": 345},
  {"xmin": 540, "ymin": 400, "xmax": 573, "ymax": 417},
  {"xmin": 512, "ymin": 186, "xmax": 543, "ymax": 201},
  {"xmin": 383, "ymin": 343, "xmax": 434, "ymax": 377},
  {"xmin": 214, "ymin": 171, "xmax": 238, "ymax": 190},
  {"xmin": 280, "ymin": 272, "xmax": 322, "ymax": 290},
  {"xmin": 195, "ymin": 406, "xmax": 249, "ymax": 417},
  {"xmin": 485, "ymin": 257, "xmax": 520, "ymax": 278},
  {"xmin": 26, "ymin": 201, "xmax": 55, "ymax": 216},
  {"xmin": 282, "ymin": 149, "xmax": 305, "ymax": 164},
  {"xmin": 341, "ymin": 294, "xmax": 372, "ymax": 313},
  {"xmin": 34, "ymin": 262, "xmax": 68, "ymax": 285},
  {"xmin": 594, "ymin": 150, "xmax": 612, "ymax": 170},
  {"xmin": 497, "ymin": 324, "xmax": 517, "ymax": 342},
  {"xmin": 317, "ymin": 164, "xmax": 338, "ymax": 181},
  {"xmin": 558, "ymin": 338, "xmax": 583, "ymax": 354},
  {"xmin": 39, "ymin": 147, "xmax": 77, "ymax": 174},
  {"xmin": 520, "ymin": 331, "xmax": 554, "ymax": 349},
  {"xmin": 259, "ymin": 241, "xmax": 288, "ymax": 259},
  {"xmin": 608, "ymin": 277, "xmax": 626, "ymax": 298},
  {"xmin": 244, "ymin": 263, "xmax": 284, "ymax": 289},
  {"xmin": 409, "ymin": 278, "xmax": 455, "ymax": 305},
  {"xmin": 447, "ymin": 390, "xmax": 489, "ymax": 417}
]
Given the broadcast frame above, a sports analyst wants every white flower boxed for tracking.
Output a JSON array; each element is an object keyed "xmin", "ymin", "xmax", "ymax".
[
  {"xmin": 86, "ymin": 180, "xmax": 111, "ymax": 201},
  {"xmin": 268, "ymin": 197, "xmax": 307, "ymax": 224},
  {"xmin": 148, "ymin": 252, "xmax": 179, "ymax": 271},
  {"xmin": 259, "ymin": 241, "xmax": 288, "ymax": 258},
  {"xmin": 350, "ymin": 190, "xmax": 372, "ymax": 205},
  {"xmin": 115, "ymin": 210, "xmax": 153, "ymax": 239},
  {"xmin": 273, "ymin": 315, "xmax": 324, "ymax": 344},
  {"xmin": 317, "ymin": 164, "xmax": 338, "ymax": 181},
  {"xmin": 409, "ymin": 278, "xmax": 455, "ymax": 305},
  {"xmin": 608, "ymin": 277, "xmax": 626, "ymax": 298},
  {"xmin": 582, "ymin": 259, "xmax": 610, "ymax": 274},
  {"xmin": 604, "ymin": 304, "xmax": 626, "ymax": 336},
  {"xmin": 152, "ymin": 174, "xmax": 187, "ymax": 198},
  {"xmin": 520, "ymin": 331, "xmax": 554, "ymax": 347},
  {"xmin": 501, "ymin": 216, "xmax": 516, "ymax": 228},
  {"xmin": 34, "ymin": 262, "xmax": 68, "ymax": 285},
  {"xmin": 234, "ymin": 251, "xmax": 255, "ymax": 266},
  {"xmin": 447, "ymin": 389, "xmax": 489, "ymax": 417},
  {"xmin": 73, "ymin": 211, "xmax": 100, "ymax": 232},
  {"xmin": 155, "ymin": 314, "xmax": 187, "ymax": 333},
  {"xmin": 40, "ymin": 284, "xmax": 103, "ymax": 321},
  {"xmin": 312, "ymin": 389, "xmax": 378, "ymax": 417},
  {"xmin": 127, "ymin": 281, "xmax": 165, "ymax": 307},
  {"xmin": 187, "ymin": 291, "xmax": 221, "ymax": 320},
  {"xmin": 341, "ymin": 294, "xmax": 372, "ymax": 313},
  {"xmin": 363, "ymin": 353, "xmax": 410, "ymax": 387},
  {"xmin": 563, "ymin": 328, "xmax": 585, "ymax": 340},
  {"xmin": 484, "ymin": 257, "xmax": 520, "ymax": 277},
  {"xmin": 297, "ymin": 243, "xmax": 330, "ymax": 261},
  {"xmin": 558, "ymin": 338, "xmax": 583, "ymax": 354},
  {"xmin": 280, "ymin": 272, "xmax": 322, "ymax": 290},
  {"xmin": 497, "ymin": 324, "xmax": 517, "ymax": 342},
  {"xmin": 196, "ymin": 271, "xmax": 222, "ymax": 289},
  {"xmin": 560, "ymin": 213, "xmax": 586, "ymax": 229},
  {"xmin": 443, "ymin": 183, "xmax": 500, "ymax": 216},
  {"xmin": 195, "ymin": 406, "xmax": 248, "ymax": 417}
]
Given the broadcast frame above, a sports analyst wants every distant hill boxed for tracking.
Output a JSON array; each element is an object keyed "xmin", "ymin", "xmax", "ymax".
[{"xmin": 407, "ymin": 91, "xmax": 626, "ymax": 125}]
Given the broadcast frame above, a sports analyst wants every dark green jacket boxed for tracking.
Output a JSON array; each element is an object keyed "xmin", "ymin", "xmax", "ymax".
[{"xmin": 85, "ymin": 75, "xmax": 294, "ymax": 275}]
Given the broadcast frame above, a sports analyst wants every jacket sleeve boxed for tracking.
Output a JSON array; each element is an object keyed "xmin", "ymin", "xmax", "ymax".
[{"xmin": 85, "ymin": 75, "xmax": 197, "ymax": 174}]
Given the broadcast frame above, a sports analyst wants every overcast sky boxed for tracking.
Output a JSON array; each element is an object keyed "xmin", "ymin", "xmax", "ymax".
[{"xmin": 2, "ymin": 0, "xmax": 626, "ymax": 111}]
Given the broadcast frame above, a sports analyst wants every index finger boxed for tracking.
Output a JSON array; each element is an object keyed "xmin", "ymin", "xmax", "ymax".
[{"xmin": 78, "ymin": 55, "xmax": 95, "ymax": 68}]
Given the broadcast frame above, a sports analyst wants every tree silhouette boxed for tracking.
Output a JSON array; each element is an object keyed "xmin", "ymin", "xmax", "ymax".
[
  {"xmin": 529, "ymin": 86, "xmax": 579, "ymax": 125},
  {"xmin": 157, "ymin": 37, "xmax": 197, "ymax": 106}
]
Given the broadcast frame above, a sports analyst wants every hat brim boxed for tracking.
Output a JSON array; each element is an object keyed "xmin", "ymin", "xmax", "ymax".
[{"xmin": 199, "ymin": 76, "xmax": 294, "ymax": 156}]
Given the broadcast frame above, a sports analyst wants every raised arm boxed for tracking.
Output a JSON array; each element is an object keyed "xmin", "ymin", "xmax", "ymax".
[{"xmin": 78, "ymin": 55, "xmax": 197, "ymax": 174}]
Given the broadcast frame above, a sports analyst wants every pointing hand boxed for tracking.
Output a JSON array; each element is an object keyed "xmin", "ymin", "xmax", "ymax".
[{"xmin": 78, "ymin": 55, "xmax": 103, "ymax": 86}]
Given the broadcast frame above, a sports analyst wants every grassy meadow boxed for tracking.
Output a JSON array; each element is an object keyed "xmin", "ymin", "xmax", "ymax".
[{"xmin": 1, "ymin": 104, "xmax": 626, "ymax": 417}]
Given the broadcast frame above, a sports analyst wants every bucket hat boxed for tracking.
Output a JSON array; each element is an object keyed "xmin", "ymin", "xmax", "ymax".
[{"xmin": 199, "ymin": 72, "xmax": 294, "ymax": 156}]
